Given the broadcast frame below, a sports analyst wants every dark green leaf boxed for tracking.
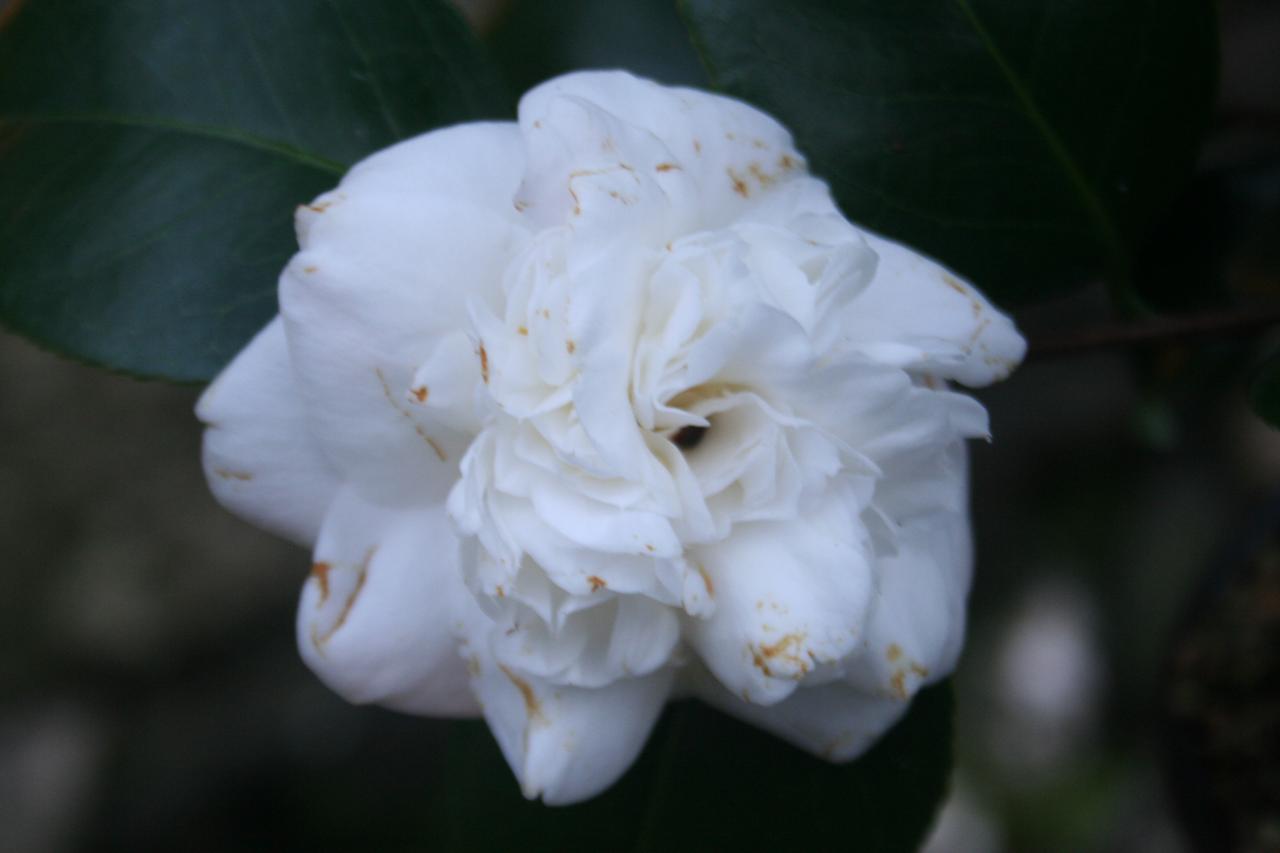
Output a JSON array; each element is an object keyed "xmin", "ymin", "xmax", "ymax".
[
  {"xmin": 680, "ymin": 0, "xmax": 1218, "ymax": 306},
  {"xmin": 429, "ymin": 684, "xmax": 953, "ymax": 853},
  {"xmin": 1251, "ymin": 352, "xmax": 1280, "ymax": 430},
  {"xmin": 0, "ymin": 0, "xmax": 508, "ymax": 382}
]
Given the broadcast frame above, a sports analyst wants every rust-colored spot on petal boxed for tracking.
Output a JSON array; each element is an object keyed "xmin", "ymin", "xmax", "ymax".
[
  {"xmin": 748, "ymin": 162, "xmax": 776, "ymax": 187},
  {"xmin": 644, "ymin": 543, "xmax": 655, "ymax": 553},
  {"xmin": 655, "ymin": 162, "xmax": 681, "ymax": 172},
  {"xmin": 374, "ymin": 368, "xmax": 447, "ymax": 462},
  {"xmin": 941, "ymin": 273, "xmax": 968, "ymax": 296},
  {"xmin": 588, "ymin": 575, "xmax": 607, "ymax": 592},
  {"xmin": 410, "ymin": 385, "xmax": 429, "ymax": 403},
  {"xmin": 312, "ymin": 547, "xmax": 375, "ymax": 647},
  {"xmin": 692, "ymin": 138, "xmax": 702, "ymax": 154},
  {"xmin": 478, "ymin": 344, "xmax": 489, "ymax": 384},
  {"xmin": 213, "ymin": 468, "xmax": 253, "ymax": 481},
  {"xmin": 302, "ymin": 265, "xmax": 318, "ymax": 274},
  {"xmin": 727, "ymin": 167, "xmax": 750, "ymax": 198},
  {"xmin": 499, "ymin": 664, "xmax": 546, "ymax": 724},
  {"xmin": 566, "ymin": 339, "xmax": 576, "ymax": 354},
  {"xmin": 779, "ymin": 154, "xmax": 798, "ymax": 171},
  {"xmin": 695, "ymin": 562, "xmax": 714, "ymax": 597},
  {"xmin": 910, "ymin": 662, "xmax": 930, "ymax": 679},
  {"xmin": 311, "ymin": 562, "xmax": 332, "ymax": 604},
  {"xmin": 495, "ymin": 584, "xmax": 505, "ymax": 598},
  {"xmin": 517, "ymin": 325, "xmax": 529, "ymax": 336},
  {"xmin": 751, "ymin": 633, "xmax": 809, "ymax": 678},
  {"xmin": 890, "ymin": 670, "xmax": 908, "ymax": 700}
]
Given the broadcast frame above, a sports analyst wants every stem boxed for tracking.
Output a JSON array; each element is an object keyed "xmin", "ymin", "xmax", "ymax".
[{"xmin": 1029, "ymin": 304, "xmax": 1280, "ymax": 360}]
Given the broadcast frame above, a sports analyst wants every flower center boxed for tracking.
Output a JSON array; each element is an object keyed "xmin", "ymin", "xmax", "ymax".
[{"xmin": 670, "ymin": 424, "xmax": 708, "ymax": 451}]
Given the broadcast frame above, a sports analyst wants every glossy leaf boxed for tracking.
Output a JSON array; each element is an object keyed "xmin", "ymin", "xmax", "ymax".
[
  {"xmin": 428, "ymin": 684, "xmax": 953, "ymax": 853},
  {"xmin": 0, "ymin": 0, "xmax": 508, "ymax": 382},
  {"xmin": 680, "ymin": 0, "xmax": 1218, "ymax": 306}
]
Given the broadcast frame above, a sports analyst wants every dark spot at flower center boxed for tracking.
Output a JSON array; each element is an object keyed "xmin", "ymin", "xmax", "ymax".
[{"xmin": 671, "ymin": 425, "xmax": 708, "ymax": 451}]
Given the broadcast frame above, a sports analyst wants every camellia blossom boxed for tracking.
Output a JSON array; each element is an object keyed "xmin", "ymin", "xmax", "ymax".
[{"xmin": 197, "ymin": 71, "xmax": 1024, "ymax": 804}]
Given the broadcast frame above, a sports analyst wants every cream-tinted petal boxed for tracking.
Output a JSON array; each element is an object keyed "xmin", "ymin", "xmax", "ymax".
[
  {"xmin": 685, "ymin": 482, "xmax": 875, "ymax": 705},
  {"xmin": 464, "ymin": 634, "xmax": 674, "ymax": 804},
  {"xmin": 840, "ymin": 231, "xmax": 1026, "ymax": 387},
  {"xmin": 297, "ymin": 487, "xmax": 478, "ymax": 717},
  {"xmin": 196, "ymin": 317, "xmax": 339, "ymax": 547}
]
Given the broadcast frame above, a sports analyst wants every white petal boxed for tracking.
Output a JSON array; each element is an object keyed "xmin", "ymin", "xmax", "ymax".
[
  {"xmin": 840, "ymin": 230, "xmax": 1026, "ymax": 387},
  {"xmin": 196, "ymin": 317, "xmax": 339, "ymax": 547},
  {"xmin": 688, "ymin": 666, "xmax": 909, "ymax": 761},
  {"xmin": 464, "ymin": 641, "xmax": 674, "ymax": 804},
  {"xmin": 685, "ymin": 483, "xmax": 875, "ymax": 705},
  {"xmin": 297, "ymin": 487, "xmax": 478, "ymax": 717},
  {"xmin": 848, "ymin": 446, "xmax": 973, "ymax": 701},
  {"xmin": 280, "ymin": 123, "xmax": 529, "ymax": 504},
  {"xmin": 515, "ymin": 70, "xmax": 809, "ymax": 235}
]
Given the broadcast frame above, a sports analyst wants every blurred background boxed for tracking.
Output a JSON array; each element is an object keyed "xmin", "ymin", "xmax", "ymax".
[{"xmin": 2, "ymin": 0, "xmax": 1279, "ymax": 850}]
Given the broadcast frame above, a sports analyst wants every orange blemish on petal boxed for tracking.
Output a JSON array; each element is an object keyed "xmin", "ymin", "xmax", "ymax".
[
  {"xmin": 748, "ymin": 162, "xmax": 776, "ymax": 187},
  {"xmin": 374, "ymin": 368, "xmax": 447, "ymax": 462},
  {"xmin": 517, "ymin": 325, "xmax": 528, "ymax": 336},
  {"xmin": 311, "ymin": 548, "xmax": 375, "ymax": 648},
  {"xmin": 499, "ymin": 665, "xmax": 546, "ymax": 724},
  {"xmin": 212, "ymin": 468, "xmax": 253, "ymax": 481},
  {"xmin": 890, "ymin": 670, "xmax": 908, "ymax": 700},
  {"xmin": 727, "ymin": 167, "xmax": 750, "ymax": 198},
  {"xmin": 310, "ymin": 562, "xmax": 332, "ymax": 604},
  {"xmin": 566, "ymin": 339, "xmax": 576, "ymax": 354},
  {"xmin": 302, "ymin": 265, "xmax": 318, "ymax": 274},
  {"xmin": 655, "ymin": 162, "xmax": 681, "ymax": 172},
  {"xmin": 587, "ymin": 575, "xmax": 607, "ymax": 592},
  {"xmin": 410, "ymin": 385, "xmax": 429, "ymax": 403},
  {"xmin": 887, "ymin": 643, "xmax": 903, "ymax": 663},
  {"xmin": 910, "ymin": 662, "xmax": 930, "ymax": 679},
  {"xmin": 692, "ymin": 138, "xmax": 702, "ymax": 154},
  {"xmin": 941, "ymin": 274, "xmax": 969, "ymax": 296},
  {"xmin": 478, "ymin": 344, "xmax": 489, "ymax": 384},
  {"xmin": 779, "ymin": 154, "xmax": 798, "ymax": 170},
  {"xmin": 695, "ymin": 562, "xmax": 714, "ymax": 597}
]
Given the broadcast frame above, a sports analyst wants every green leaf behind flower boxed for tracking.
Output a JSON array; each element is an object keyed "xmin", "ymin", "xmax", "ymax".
[
  {"xmin": 680, "ymin": 0, "xmax": 1218, "ymax": 307},
  {"xmin": 428, "ymin": 684, "xmax": 952, "ymax": 853},
  {"xmin": 0, "ymin": 0, "xmax": 508, "ymax": 382}
]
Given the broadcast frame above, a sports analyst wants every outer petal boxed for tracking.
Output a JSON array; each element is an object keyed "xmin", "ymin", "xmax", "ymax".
[
  {"xmin": 839, "ymin": 231, "xmax": 1026, "ymax": 387},
  {"xmin": 464, "ymin": 620, "xmax": 674, "ymax": 804},
  {"xmin": 196, "ymin": 317, "xmax": 338, "ymax": 547},
  {"xmin": 684, "ymin": 482, "xmax": 875, "ymax": 705},
  {"xmin": 515, "ymin": 70, "xmax": 808, "ymax": 236},
  {"xmin": 281, "ymin": 123, "xmax": 529, "ymax": 505},
  {"xmin": 846, "ymin": 445, "xmax": 973, "ymax": 702},
  {"xmin": 687, "ymin": 665, "xmax": 909, "ymax": 761},
  {"xmin": 297, "ymin": 487, "xmax": 478, "ymax": 717}
]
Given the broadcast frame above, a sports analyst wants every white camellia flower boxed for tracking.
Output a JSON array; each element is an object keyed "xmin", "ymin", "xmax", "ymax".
[{"xmin": 197, "ymin": 70, "xmax": 1024, "ymax": 805}]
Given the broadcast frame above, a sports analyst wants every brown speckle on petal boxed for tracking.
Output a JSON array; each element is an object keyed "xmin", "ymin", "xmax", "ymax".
[
  {"xmin": 588, "ymin": 575, "xmax": 607, "ymax": 592},
  {"xmin": 213, "ymin": 468, "xmax": 253, "ymax": 481},
  {"xmin": 374, "ymin": 368, "xmax": 447, "ymax": 462},
  {"xmin": 728, "ymin": 167, "xmax": 750, "ymax": 198},
  {"xmin": 500, "ymin": 664, "xmax": 546, "ymax": 724},
  {"xmin": 310, "ymin": 561, "xmax": 332, "ymax": 604}
]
